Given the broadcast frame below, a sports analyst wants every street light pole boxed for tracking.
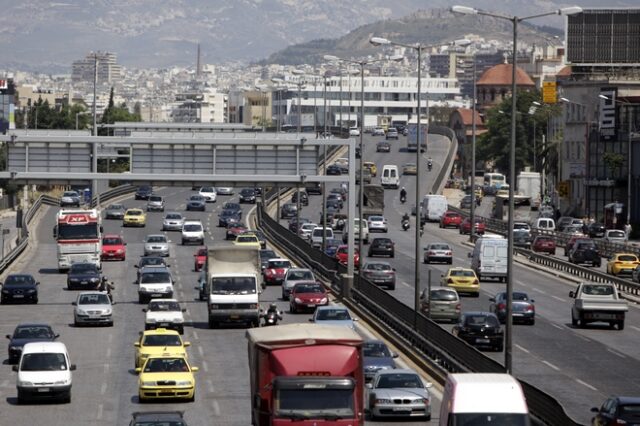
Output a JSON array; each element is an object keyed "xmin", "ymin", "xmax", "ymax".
[
  {"xmin": 452, "ymin": 4, "xmax": 583, "ymax": 374},
  {"xmin": 92, "ymin": 53, "xmax": 99, "ymax": 209},
  {"xmin": 469, "ymin": 55, "xmax": 477, "ymax": 243}
]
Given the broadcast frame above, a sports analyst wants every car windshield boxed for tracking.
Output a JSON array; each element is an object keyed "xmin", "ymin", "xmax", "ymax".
[
  {"xmin": 537, "ymin": 237, "xmax": 553, "ymax": 243},
  {"xmin": 609, "ymin": 231, "xmax": 626, "ymax": 238},
  {"xmin": 103, "ymin": 237, "xmax": 123, "ymax": 245},
  {"xmin": 14, "ymin": 326, "xmax": 53, "ymax": 339},
  {"xmin": 237, "ymin": 236, "xmax": 257, "ymax": 243},
  {"xmin": 465, "ymin": 315, "xmax": 499, "ymax": 327},
  {"xmin": 183, "ymin": 224, "xmax": 202, "ymax": 232},
  {"xmin": 365, "ymin": 263, "xmax": 392, "ymax": 271},
  {"xmin": 20, "ymin": 353, "xmax": 67, "ymax": 371},
  {"xmin": 146, "ymin": 236, "xmax": 167, "ymax": 243},
  {"xmin": 127, "ymin": 210, "xmax": 142, "ymax": 216},
  {"xmin": 149, "ymin": 301, "xmax": 181, "ymax": 311},
  {"xmin": 140, "ymin": 272, "xmax": 171, "ymax": 284},
  {"xmin": 369, "ymin": 216, "xmax": 384, "ymax": 222},
  {"xmin": 315, "ymin": 309, "xmax": 350, "ymax": 321},
  {"xmin": 63, "ymin": 191, "xmax": 78, "ymax": 197},
  {"xmin": 224, "ymin": 203, "xmax": 240, "ymax": 210},
  {"xmin": 294, "ymin": 283, "xmax": 323, "ymax": 294},
  {"xmin": 288, "ymin": 270, "xmax": 314, "ymax": 280},
  {"xmin": 583, "ymin": 285, "xmax": 614, "ymax": 296},
  {"xmin": 376, "ymin": 373, "xmax": 421, "ymax": 389},
  {"xmin": 211, "ymin": 277, "xmax": 256, "ymax": 294},
  {"xmin": 4, "ymin": 275, "xmax": 35, "ymax": 285},
  {"xmin": 363, "ymin": 342, "xmax": 392, "ymax": 358},
  {"xmin": 450, "ymin": 270, "xmax": 474, "ymax": 277},
  {"xmin": 140, "ymin": 257, "xmax": 164, "ymax": 267},
  {"xmin": 165, "ymin": 214, "xmax": 182, "ymax": 220},
  {"xmin": 78, "ymin": 293, "xmax": 110, "ymax": 305},
  {"xmin": 200, "ymin": 187, "xmax": 214, "ymax": 193},
  {"xmin": 70, "ymin": 263, "xmax": 98, "ymax": 273},
  {"xmin": 144, "ymin": 357, "xmax": 188, "ymax": 373},
  {"xmin": 268, "ymin": 260, "xmax": 291, "ymax": 268},
  {"xmin": 196, "ymin": 249, "xmax": 207, "ymax": 256},
  {"xmin": 260, "ymin": 250, "xmax": 276, "ymax": 260},
  {"xmin": 512, "ymin": 292, "xmax": 529, "ymax": 301},
  {"xmin": 221, "ymin": 210, "xmax": 238, "ymax": 217},
  {"xmin": 149, "ymin": 196, "xmax": 162, "ymax": 202},
  {"xmin": 142, "ymin": 334, "xmax": 182, "ymax": 346}
]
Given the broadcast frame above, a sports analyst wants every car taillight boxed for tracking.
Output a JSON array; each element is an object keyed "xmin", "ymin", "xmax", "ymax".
[
  {"xmin": 473, "ymin": 279, "xmax": 479, "ymax": 284},
  {"xmin": 446, "ymin": 251, "xmax": 452, "ymax": 255},
  {"xmin": 455, "ymin": 303, "xmax": 461, "ymax": 312},
  {"xmin": 525, "ymin": 305, "xmax": 534, "ymax": 312},
  {"xmin": 447, "ymin": 278, "xmax": 454, "ymax": 284},
  {"xmin": 615, "ymin": 261, "xmax": 622, "ymax": 264},
  {"xmin": 497, "ymin": 303, "xmax": 506, "ymax": 310}
]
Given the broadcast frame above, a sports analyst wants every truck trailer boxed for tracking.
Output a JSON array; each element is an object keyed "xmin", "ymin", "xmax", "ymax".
[{"xmin": 246, "ymin": 323, "xmax": 364, "ymax": 426}]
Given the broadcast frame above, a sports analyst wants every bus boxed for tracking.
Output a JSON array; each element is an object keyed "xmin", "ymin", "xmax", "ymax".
[{"xmin": 483, "ymin": 172, "xmax": 506, "ymax": 189}]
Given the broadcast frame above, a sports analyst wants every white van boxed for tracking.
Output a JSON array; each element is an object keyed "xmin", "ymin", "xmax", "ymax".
[
  {"xmin": 13, "ymin": 341, "xmax": 76, "ymax": 404},
  {"xmin": 310, "ymin": 226, "xmax": 334, "ymax": 249},
  {"xmin": 381, "ymin": 165, "xmax": 399, "ymax": 189},
  {"xmin": 532, "ymin": 217, "xmax": 555, "ymax": 232},
  {"xmin": 422, "ymin": 194, "xmax": 448, "ymax": 223},
  {"xmin": 343, "ymin": 218, "xmax": 369, "ymax": 244},
  {"xmin": 439, "ymin": 373, "xmax": 530, "ymax": 426},
  {"xmin": 470, "ymin": 237, "xmax": 508, "ymax": 282}
]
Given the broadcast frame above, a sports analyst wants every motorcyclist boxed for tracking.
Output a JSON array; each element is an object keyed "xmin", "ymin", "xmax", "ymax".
[
  {"xmin": 400, "ymin": 187, "xmax": 407, "ymax": 202},
  {"xmin": 402, "ymin": 212, "xmax": 410, "ymax": 223},
  {"xmin": 427, "ymin": 157, "xmax": 433, "ymax": 171},
  {"xmin": 97, "ymin": 277, "xmax": 115, "ymax": 301},
  {"xmin": 263, "ymin": 303, "xmax": 283, "ymax": 323}
]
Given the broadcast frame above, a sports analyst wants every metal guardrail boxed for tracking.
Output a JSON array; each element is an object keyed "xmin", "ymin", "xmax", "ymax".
[
  {"xmin": 429, "ymin": 126, "xmax": 458, "ymax": 196},
  {"xmin": 257, "ymin": 204, "xmax": 580, "ymax": 425},
  {"xmin": 0, "ymin": 184, "xmax": 137, "ymax": 276}
]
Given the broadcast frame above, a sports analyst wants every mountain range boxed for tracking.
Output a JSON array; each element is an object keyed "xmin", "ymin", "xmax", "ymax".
[{"xmin": 0, "ymin": 0, "xmax": 635, "ymax": 72}]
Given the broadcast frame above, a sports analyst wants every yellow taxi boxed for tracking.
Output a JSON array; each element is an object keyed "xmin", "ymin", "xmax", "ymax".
[
  {"xmin": 441, "ymin": 267, "xmax": 480, "ymax": 296},
  {"xmin": 233, "ymin": 233, "xmax": 261, "ymax": 248},
  {"xmin": 402, "ymin": 162, "xmax": 417, "ymax": 175},
  {"xmin": 606, "ymin": 253, "xmax": 640, "ymax": 276},
  {"xmin": 123, "ymin": 208, "xmax": 146, "ymax": 227},
  {"xmin": 134, "ymin": 328, "xmax": 190, "ymax": 368},
  {"xmin": 474, "ymin": 186, "xmax": 483, "ymax": 203},
  {"xmin": 363, "ymin": 161, "xmax": 377, "ymax": 177},
  {"xmin": 137, "ymin": 356, "xmax": 198, "ymax": 402}
]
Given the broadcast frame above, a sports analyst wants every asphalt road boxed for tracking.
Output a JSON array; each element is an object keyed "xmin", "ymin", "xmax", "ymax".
[
  {"xmin": 0, "ymin": 183, "xmax": 441, "ymax": 425},
  {"xmin": 287, "ymin": 133, "xmax": 640, "ymax": 425}
]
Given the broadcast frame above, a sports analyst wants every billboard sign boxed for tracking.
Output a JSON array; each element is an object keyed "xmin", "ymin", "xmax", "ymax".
[{"xmin": 599, "ymin": 87, "xmax": 617, "ymax": 140}]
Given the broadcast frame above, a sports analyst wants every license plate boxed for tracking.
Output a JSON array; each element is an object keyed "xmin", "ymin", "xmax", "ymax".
[
  {"xmin": 307, "ymin": 304, "xmax": 316, "ymax": 308},
  {"xmin": 476, "ymin": 338, "xmax": 490, "ymax": 344},
  {"xmin": 37, "ymin": 388, "xmax": 50, "ymax": 393},
  {"xmin": 13, "ymin": 295, "xmax": 24, "ymax": 298},
  {"xmin": 108, "ymin": 253, "xmax": 115, "ymax": 257},
  {"xmin": 81, "ymin": 281, "xmax": 88, "ymax": 285},
  {"xmin": 151, "ymin": 294, "xmax": 162, "ymax": 298},
  {"xmin": 392, "ymin": 408, "xmax": 411, "ymax": 413},
  {"xmin": 159, "ymin": 323, "xmax": 169, "ymax": 327},
  {"xmin": 230, "ymin": 315, "xmax": 239, "ymax": 319}
]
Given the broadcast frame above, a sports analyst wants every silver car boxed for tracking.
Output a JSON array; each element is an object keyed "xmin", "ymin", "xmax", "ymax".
[
  {"xmin": 146, "ymin": 195, "xmax": 165, "ymax": 212},
  {"xmin": 216, "ymin": 186, "xmax": 234, "ymax": 195},
  {"xmin": 419, "ymin": 287, "xmax": 461, "ymax": 323},
  {"xmin": 162, "ymin": 212, "xmax": 185, "ymax": 231},
  {"xmin": 60, "ymin": 190, "xmax": 81, "ymax": 207},
  {"xmin": 105, "ymin": 203, "xmax": 126, "ymax": 219},
  {"xmin": 72, "ymin": 292, "xmax": 113, "ymax": 327},
  {"xmin": 423, "ymin": 242, "xmax": 453, "ymax": 264},
  {"xmin": 282, "ymin": 268, "xmax": 315, "ymax": 300},
  {"xmin": 367, "ymin": 216, "xmax": 388, "ymax": 233},
  {"xmin": 144, "ymin": 234, "xmax": 171, "ymax": 257},
  {"xmin": 366, "ymin": 369, "xmax": 432, "ymax": 420}
]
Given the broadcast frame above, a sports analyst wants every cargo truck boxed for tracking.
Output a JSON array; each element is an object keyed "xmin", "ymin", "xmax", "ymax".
[
  {"xmin": 207, "ymin": 245, "xmax": 262, "ymax": 328},
  {"xmin": 569, "ymin": 282, "xmax": 628, "ymax": 330},
  {"xmin": 516, "ymin": 171, "xmax": 541, "ymax": 210},
  {"xmin": 361, "ymin": 184, "xmax": 384, "ymax": 218},
  {"xmin": 246, "ymin": 323, "xmax": 365, "ymax": 426}
]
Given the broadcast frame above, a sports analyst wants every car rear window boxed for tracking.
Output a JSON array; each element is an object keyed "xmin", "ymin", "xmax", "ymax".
[
  {"xmin": 619, "ymin": 255, "xmax": 638, "ymax": 262},
  {"xmin": 450, "ymin": 270, "xmax": 475, "ymax": 277},
  {"xmin": 430, "ymin": 289, "xmax": 457, "ymax": 301}
]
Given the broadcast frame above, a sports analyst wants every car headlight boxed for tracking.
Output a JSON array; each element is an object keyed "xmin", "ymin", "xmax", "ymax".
[
  {"xmin": 165, "ymin": 286, "xmax": 173, "ymax": 292},
  {"xmin": 9, "ymin": 346, "xmax": 20, "ymax": 351},
  {"xmin": 18, "ymin": 381, "xmax": 33, "ymax": 387},
  {"xmin": 146, "ymin": 318, "xmax": 156, "ymax": 323},
  {"xmin": 1, "ymin": 290, "xmax": 8, "ymax": 294},
  {"xmin": 104, "ymin": 309, "xmax": 112, "ymax": 315},
  {"xmin": 375, "ymin": 398, "xmax": 392, "ymax": 405},
  {"xmin": 173, "ymin": 317, "xmax": 184, "ymax": 323},
  {"xmin": 77, "ymin": 309, "xmax": 87, "ymax": 315},
  {"xmin": 53, "ymin": 379, "xmax": 70, "ymax": 386},
  {"xmin": 320, "ymin": 297, "xmax": 328, "ymax": 304},
  {"xmin": 210, "ymin": 304, "xmax": 219, "ymax": 309},
  {"xmin": 27, "ymin": 289, "xmax": 36, "ymax": 293},
  {"xmin": 116, "ymin": 249, "xmax": 124, "ymax": 254},
  {"xmin": 90, "ymin": 278, "xmax": 99, "ymax": 283},
  {"xmin": 176, "ymin": 380, "xmax": 193, "ymax": 386},
  {"xmin": 141, "ymin": 381, "xmax": 155, "ymax": 386},
  {"xmin": 294, "ymin": 298, "xmax": 302, "ymax": 304}
]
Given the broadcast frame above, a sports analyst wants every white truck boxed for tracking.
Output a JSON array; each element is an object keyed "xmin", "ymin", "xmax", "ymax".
[
  {"xmin": 206, "ymin": 245, "xmax": 262, "ymax": 329},
  {"xmin": 516, "ymin": 171, "xmax": 541, "ymax": 210},
  {"xmin": 569, "ymin": 282, "xmax": 628, "ymax": 330}
]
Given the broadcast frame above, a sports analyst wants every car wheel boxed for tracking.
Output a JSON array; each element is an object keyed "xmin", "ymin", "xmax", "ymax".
[
  {"xmin": 138, "ymin": 295, "xmax": 145, "ymax": 304},
  {"xmin": 571, "ymin": 313, "xmax": 578, "ymax": 326},
  {"xmin": 17, "ymin": 390, "xmax": 26, "ymax": 405},
  {"xmin": 495, "ymin": 343, "xmax": 504, "ymax": 352},
  {"xmin": 529, "ymin": 318, "xmax": 535, "ymax": 326},
  {"xmin": 33, "ymin": 298, "xmax": 38, "ymax": 304}
]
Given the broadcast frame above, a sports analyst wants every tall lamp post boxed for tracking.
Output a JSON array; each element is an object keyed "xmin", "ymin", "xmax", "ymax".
[
  {"xmin": 370, "ymin": 36, "xmax": 470, "ymax": 316},
  {"xmin": 324, "ymin": 54, "xmax": 402, "ymax": 293},
  {"xmin": 452, "ymin": 4, "xmax": 583, "ymax": 374}
]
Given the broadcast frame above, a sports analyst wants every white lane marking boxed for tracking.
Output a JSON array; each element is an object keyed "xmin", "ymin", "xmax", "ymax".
[
  {"xmin": 514, "ymin": 344, "xmax": 529, "ymax": 354},
  {"xmin": 203, "ymin": 361, "xmax": 209, "ymax": 373},
  {"xmin": 106, "ymin": 348, "xmax": 111, "ymax": 358},
  {"xmin": 193, "ymin": 330, "xmax": 199, "ymax": 339},
  {"xmin": 541, "ymin": 360, "xmax": 560, "ymax": 371},
  {"xmin": 550, "ymin": 295, "xmax": 565, "ymax": 302},
  {"xmin": 631, "ymin": 326, "xmax": 640, "ymax": 332},
  {"xmin": 207, "ymin": 380, "xmax": 215, "ymax": 393},
  {"xmin": 103, "ymin": 363, "xmax": 109, "ymax": 373},
  {"xmin": 550, "ymin": 323, "xmax": 564, "ymax": 330},
  {"xmin": 576, "ymin": 379, "xmax": 597, "ymax": 391},
  {"xmin": 607, "ymin": 348, "xmax": 626, "ymax": 359},
  {"xmin": 401, "ymin": 281, "xmax": 412, "ymax": 289},
  {"xmin": 97, "ymin": 403, "xmax": 104, "ymax": 420},
  {"xmin": 198, "ymin": 346, "xmax": 204, "ymax": 357},
  {"xmin": 108, "ymin": 334, "xmax": 113, "ymax": 343},
  {"xmin": 531, "ymin": 287, "xmax": 543, "ymax": 293},
  {"xmin": 212, "ymin": 399, "xmax": 221, "ymax": 416},
  {"xmin": 100, "ymin": 382, "xmax": 107, "ymax": 395}
]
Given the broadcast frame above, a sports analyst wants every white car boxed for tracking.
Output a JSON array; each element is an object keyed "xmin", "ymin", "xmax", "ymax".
[
  {"xmin": 604, "ymin": 229, "xmax": 627, "ymax": 243},
  {"xmin": 349, "ymin": 127, "xmax": 360, "ymax": 136},
  {"xmin": 367, "ymin": 215, "xmax": 388, "ymax": 233},
  {"xmin": 138, "ymin": 266, "xmax": 174, "ymax": 304},
  {"xmin": 513, "ymin": 222, "xmax": 531, "ymax": 232},
  {"xmin": 162, "ymin": 212, "xmax": 185, "ymax": 231},
  {"xmin": 181, "ymin": 220, "xmax": 205, "ymax": 245},
  {"xmin": 143, "ymin": 299, "xmax": 186, "ymax": 334},
  {"xmin": 216, "ymin": 186, "xmax": 234, "ymax": 195},
  {"xmin": 198, "ymin": 186, "xmax": 217, "ymax": 202},
  {"xmin": 372, "ymin": 127, "xmax": 386, "ymax": 136},
  {"xmin": 73, "ymin": 291, "xmax": 113, "ymax": 327},
  {"xmin": 299, "ymin": 223, "xmax": 318, "ymax": 240}
]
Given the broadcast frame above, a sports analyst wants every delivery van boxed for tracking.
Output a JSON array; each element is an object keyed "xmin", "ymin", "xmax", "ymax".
[
  {"xmin": 381, "ymin": 165, "xmax": 399, "ymax": 189},
  {"xmin": 421, "ymin": 194, "xmax": 448, "ymax": 223},
  {"xmin": 439, "ymin": 373, "xmax": 530, "ymax": 426},
  {"xmin": 470, "ymin": 237, "xmax": 508, "ymax": 282}
]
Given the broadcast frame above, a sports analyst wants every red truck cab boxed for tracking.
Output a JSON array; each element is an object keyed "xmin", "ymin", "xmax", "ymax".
[{"xmin": 247, "ymin": 323, "xmax": 364, "ymax": 426}]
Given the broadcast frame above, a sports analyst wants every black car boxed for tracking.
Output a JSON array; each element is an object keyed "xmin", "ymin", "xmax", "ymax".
[
  {"xmin": 489, "ymin": 291, "xmax": 535, "ymax": 325},
  {"xmin": 134, "ymin": 185, "xmax": 154, "ymax": 200},
  {"xmin": 367, "ymin": 238, "xmax": 395, "ymax": 258},
  {"xmin": 0, "ymin": 274, "xmax": 39, "ymax": 304},
  {"xmin": 135, "ymin": 256, "xmax": 170, "ymax": 282},
  {"xmin": 591, "ymin": 396, "xmax": 640, "ymax": 426},
  {"xmin": 291, "ymin": 190, "xmax": 309, "ymax": 206},
  {"xmin": 452, "ymin": 312, "xmax": 504, "ymax": 351},
  {"xmin": 239, "ymin": 188, "xmax": 257, "ymax": 204},
  {"xmin": 218, "ymin": 209, "xmax": 242, "ymax": 227},
  {"xmin": 6, "ymin": 324, "xmax": 59, "ymax": 364},
  {"xmin": 363, "ymin": 340, "xmax": 397, "ymax": 381},
  {"xmin": 67, "ymin": 263, "xmax": 101, "ymax": 290},
  {"xmin": 459, "ymin": 195, "xmax": 473, "ymax": 209},
  {"xmin": 587, "ymin": 222, "xmax": 606, "ymax": 238},
  {"xmin": 376, "ymin": 141, "xmax": 391, "ymax": 152},
  {"xmin": 326, "ymin": 164, "xmax": 342, "ymax": 175},
  {"xmin": 326, "ymin": 194, "xmax": 344, "ymax": 209},
  {"xmin": 222, "ymin": 202, "xmax": 242, "ymax": 213},
  {"xmin": 130, "ymin": 411, "xmax": 188, "ymax": 426},
  {"xmin": 186, "ymin": 195, "xmax": 206, "ymax": 211},
  {"xmin": 280, "ymin": 203, "xmax": 297, "ymax": 219},
  {"xmin": 513, "ymin": 229, "xmax": 532, "ymax": 249},
  {"xmin": 482, "ymin": 185, "xmax": 498, "ymax": 196},
  {"xmin": 325, "ymin": 199, "xmax": 342, "ymax": 211},
  {"xmin": 260, "ymin": 249, "xmax": 277, "ymax": 271},
  {"xmin": 568, "ymin": 240, "xmax": 602, "ymax": 267},
  {"xmin": 306, "ymin": 183, "xmax": 323, "ymax": 195}
]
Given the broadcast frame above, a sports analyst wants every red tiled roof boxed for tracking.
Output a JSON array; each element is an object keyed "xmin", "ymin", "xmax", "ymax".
[
  {"xmin": 456, "ymin": 108, "xmax": 484, "ymax": 126},
  {"xmin": 477, "ymin": 63, "xmax": 535, "ymax": 86},
  {"xmin": 556, "ymin": 66, "xmax": 572, "ymax": 77}
]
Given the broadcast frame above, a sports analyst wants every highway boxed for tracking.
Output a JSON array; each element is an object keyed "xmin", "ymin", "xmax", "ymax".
[
  {"xmin": 0, "ymin": 183, "xmax": 439, "ymax": 425},
  {"xmin": 285, "ymin": 132, "xmax": 640, "ymax": 425}
]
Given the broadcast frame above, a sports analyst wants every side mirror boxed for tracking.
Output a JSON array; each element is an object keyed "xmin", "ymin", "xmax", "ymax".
[
  {"xmin": 392, "ymin": 352, "xmax": 399, "ymax": 358},
  {"xmin": 353, "ymin": 318, "xmax": 359, "ymax": 322},
  {"xmin": 365, "ymin": 383, "xmax": 373, "ymax": 389},
  {"xmin": 191, "ymin": 366, "xmax": 199, "ymax": 372},
  {"xmin": 134, "ymin": 265, "xmax": 139, "ymax": 268},
  {"xmin": 70, "ymin": 364, "xmax": 77, "ymax": 371},
  {"xmin": 36, "ymin": 282, "xmax": 40, "ymax": 286},
  {"xmin": 135, "ymin": 367, "xmax": 141, "ymax": 374},
  {"xmin": 133, "ymin": 342, "xmax": 140, "ymax": 347},
  {"xmin": 12, "ymin": 365, "xmax": 19, "ymax": 372},
  {"xmin": 569, "ymin": 291, "xmax": 575, "ymax": 298},
  {"xmin": 72, "ymin": 302, "xmax": 77, "ymax": 306},
  {"xmin": 5, "ymin": 334, "xmax": 10, "ymax": 339},
  {"xmin": 142, "ymin": 309, "xmax": 147, "ymax": 312},
  {"xmin": 54, "ymin": 334, "xmax": 60, "ymax": 339},
  {"xmin": 467, "ymin": 252, "xmax": 472, "ymax": 258},
  {"xmin": 182, "ymin": 308, "xmax": 187, "ymax": 312},
  {"xmin": 425, "ymin": 382, "xmax": 433, "ymax": 389},
  {"xmin": 590, "ymin": 407, "xmax": 599, "ymax": 413},
  {"xmin": 193, "ymin": 286, "xmax": 200, "ymax": 290},
  {"xmin": 530, "ymin": 299, "xmax": 535, "ymax": 303},
  {"xmin": 489, "ymin": 297, "xmax": 495, "ymax": 302},
  {"xmin": 184, "ymin": 341, "xmax": 191, "ymax": 347},
  {"xmin": 308, "ymin": 318, "xmax": 314, "ymax": 322}
]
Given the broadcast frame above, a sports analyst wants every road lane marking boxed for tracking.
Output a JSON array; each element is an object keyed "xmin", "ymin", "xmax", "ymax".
[
  {"xmin": 193, "ymin": 330, "xmax": 199, "ymax": 339},
  {"xmin": 550, "ymin": 323, "xmax": 563, "ymax": 330},
  {"xmin": 106, "ymin": 348, "xmax": 111, "ymax": 358},
  {"xmin": 515, "ymin": 344, "xmax": 529, "ymax": 354},
  {"xmin": 531, "ymin": 287, "xmax": 543, "ymax": 293},
  {"xmin": 607, "ymin": 348, "xmax": 626, "ymax": 359},
  {"xmin": 631, "ymin": 326, "xmax": 640, "ymax": 332},
  {"xmin": 212, "ymin": 399, "xmax": 221, "ymax": 416},
  {"xmin": 97, "ymin": 403, "xmax": 103, "ymax": 420},
  {"xmin": 401, "ymin": 281, "xmax": 412, "ymax": 289},
  {"xmin": 550, "ymin": 295, "xmax": 565, "ymax": 302},
  {"xmin": 576, "ymin": 379, "xmax": 597, "ymax": 391},
  {"xmin": 203, "ymin": 361, "xmax": 209, "ymax": 372},
  {"xmin": 542, "ymin": 360, "xmax": 560, "ymax": 371},
  {"xmin": 100, "ymin": 382, "xmax": 107, "ymax": 395},
  {"xmin": 198, "ymin": 346, "xmax": 204, "ymax": 357},
  {"xmin": 103, "ymin": 363, "xmax": 109, "ymax": 373},
  {"xmin": 207, "ymin": 380, "xmax": 215, "ymax": 393}
]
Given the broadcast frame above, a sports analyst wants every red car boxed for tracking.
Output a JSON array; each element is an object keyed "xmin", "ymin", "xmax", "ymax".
[
  {"xmin": 532, "ymin": 236, "xmax": 556, "ymax": 255},
  {"xmin": 263, "ymin": 258, "xmax": 292, "ymax": 286},
  {"xmin": 440, "ymin": 211, "xmax": 463, "ymax": 229},
  {"xmin": 289, "ymin": 281, "xmax": 329, "ymax": 313},
  {"xmin": 226, "ymin": 223, "xmax": 247, "ymax": 240},
  {"xmin": 335, "ymin": 245, "xmax": 359, "ymax": 268},
  {"xmin": 459, "ymin": 218, "xmax": 486, "ymax": 235},
  {"xmin": 194, "ymin": 247, "xmax": 207, "ymax": 271},
  {"xmin": 101, "ymin": 234, "xmax": 126, "ymax": 261}
]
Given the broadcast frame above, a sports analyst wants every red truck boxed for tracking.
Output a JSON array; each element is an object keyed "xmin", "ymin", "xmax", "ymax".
[{"xmin": 246, "ymin": 323, "xmax": 364, "ymax": 426}]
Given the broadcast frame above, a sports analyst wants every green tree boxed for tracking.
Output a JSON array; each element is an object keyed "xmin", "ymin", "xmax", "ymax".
[{"xmin": 99, "ymin": 87, "xmax": 141, "ymax": 135}]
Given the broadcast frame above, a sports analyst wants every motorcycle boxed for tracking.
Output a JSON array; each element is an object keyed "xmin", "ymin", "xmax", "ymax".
[
  {"xmin": 400, "ymin": 194, "xmax": 407, "ymax": 204},
  {"xmin": 427, "ymin": 161, "xmax": 433, "ymax": 172},
  {"xmin": 402, "ymin": 219, "xmax": 410, "ymax": 231},
  {"xmin": 97, "ymin": 277, "xmax": 115, "ymax": 303},
  {"xmin": 260, "ymin": 309, "xmax": 282, "ymax": 327}
]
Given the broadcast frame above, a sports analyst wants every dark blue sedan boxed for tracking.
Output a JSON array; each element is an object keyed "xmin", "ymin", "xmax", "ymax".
[
  {"xmin": 1, "ymin": 274, "xmax": 39, "ymax": 304},
  {"xmin": 6, "ymin": 324, "xmax": 59, "ymax": 363}
]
